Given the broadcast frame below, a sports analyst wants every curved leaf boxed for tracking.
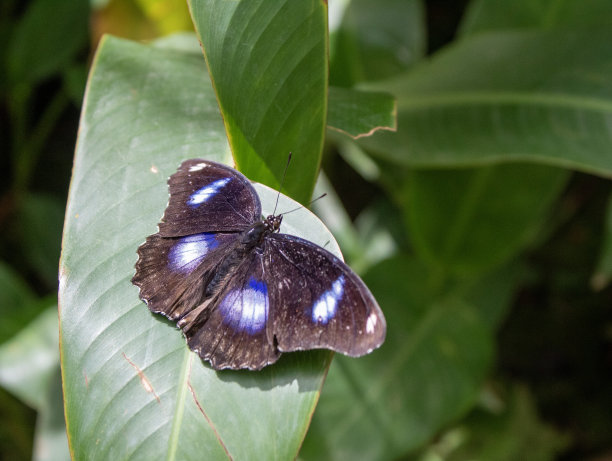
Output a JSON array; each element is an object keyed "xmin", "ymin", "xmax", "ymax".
[
  {"xmin": 461, "ymin": 0, "xmax": 612, "ymax": 35},
  {"xmin": 361, "ymin": 30, "xmax": 612, "ymax": 178},
  {"xmin": 60, "ymin": 36, "xmax": 340, "ymax": 460},
  {"xmin": 188, "ymin": 0, "xmax": 328, "ymax": 204}
]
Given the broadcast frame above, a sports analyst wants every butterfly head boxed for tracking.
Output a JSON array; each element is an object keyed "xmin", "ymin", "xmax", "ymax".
[{"xmin": 264, "ymin": 214, "xmax": 283, "ymax": 233}]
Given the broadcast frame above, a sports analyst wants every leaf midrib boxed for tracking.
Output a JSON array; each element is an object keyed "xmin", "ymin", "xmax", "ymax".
[{"xmin": 166, "ymin": 351, "xmax": 193, "ymax": 461}]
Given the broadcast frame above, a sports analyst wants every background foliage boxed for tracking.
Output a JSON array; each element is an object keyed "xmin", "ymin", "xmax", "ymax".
[{"xmin": 1, "ymin": 0, "xmax": 611, "ymax": 460}]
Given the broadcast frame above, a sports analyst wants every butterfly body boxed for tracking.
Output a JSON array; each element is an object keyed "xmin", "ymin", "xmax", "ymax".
[{"xmin": 132, "ymin": 159, "xmax": 385, "ymax": 370}]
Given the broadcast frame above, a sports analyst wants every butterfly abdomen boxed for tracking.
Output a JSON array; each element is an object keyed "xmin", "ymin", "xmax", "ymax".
[{"xmin": 204, "ymin": 221, "xmax": 269, "ymax": 297}]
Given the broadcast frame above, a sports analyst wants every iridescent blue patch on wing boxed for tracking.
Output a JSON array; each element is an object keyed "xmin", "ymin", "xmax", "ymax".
[
  {"xmin": 312, "ymin": 275, "xmax": 345, "ymax": 324},
  {"xmin": 168, "ymin": 233, "xmax": 218, "ymax": 273},
  {"xmin": 218, "ymin": 277, "xmax": 269, "ymax": 334},
  {"xmin": 187, "ymin": 177, "xmax": 231, "ymax": 208}
]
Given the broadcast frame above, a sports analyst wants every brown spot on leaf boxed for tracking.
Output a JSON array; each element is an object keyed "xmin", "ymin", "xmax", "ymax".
[{"xmin": 122, "ymin": 352, "xmax": 160, "ymax": 404}]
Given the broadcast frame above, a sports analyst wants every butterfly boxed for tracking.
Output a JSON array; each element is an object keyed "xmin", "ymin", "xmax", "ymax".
[{"xmin": 132, "ymin": 159, "xmax": 386, "ymax": 370}]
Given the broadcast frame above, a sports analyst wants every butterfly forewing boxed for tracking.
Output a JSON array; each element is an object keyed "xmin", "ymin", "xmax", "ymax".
[
  {"xmin": 158, "ymin": 159, "xmax": 261, "ymax": 237},
  {"xmin": 132, "ymin": 231, "xmax": 238, "ymax": 321},
  {"xmin": 133, "ymin": 159, "xmax": 260, "ymax": 323},
  {"xmin": 264, "ymin": 234, "xmax": 386, "ymax": 357}
]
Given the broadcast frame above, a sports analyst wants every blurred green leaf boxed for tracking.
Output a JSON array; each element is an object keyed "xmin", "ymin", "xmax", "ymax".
[
  {"xmin": 63, "ymin": 63, "xmax": 89, "ymax": 106},
  {"xmin": 462, "ymin": 263, "xmax": 524, "ymax": 329},
  {"xmin": 0, "ymin": 305, "xmax": 59, "ymax": 410},
  {"xmin": 460, "ymin": 0, "xmax": 612, "ymax": 35},
  {"xmin": 334, "ymin": 136, "xmax": 382, "ymax": 182},
  {"xmin": 60, "ymin": 36, "xmax": 342, "ymax": 460},
  {"xmin": 312, "ymin": 173, "xmax": 362, "ymax": 264},
  {"xmin": 313, "ymin": 174, "xmax": 398, "ymax": 274},
  {"xmin": 7, "ymin": 0, "xmax": 89, "ymax": 85},
  {"xmin": 0, "ymin": 262, "xmax": 36, "ymax": 313},
  {"xmin": 592, "ymin": 193, "xmax": 612, "ymax": 290},
  {"xmin": 0, "ymin": 387, "xmax": 35, "ymax": 461},
  {"xmin": 417, "ymin": 385, "xmax": 568, "ymax": 461},
  {"xmin": 330, "ymin": 0, "xmax": 425, "ymax": 87},
  {"xmin": 188, "ymin": 0, "xmax": 327, "ymax": 204},
  {"xmin": 0, "ymin": 262, "xmax": 45, "ymax": 344},
  {"xmin": 405, "ymin": 164, "xmax": 569, "ymax": 275},
  {"xmin": 328, "ymin": 87, "xmax": 396, "ymax": 138},
  {"xmin": 17, "ymin": 193, "xmax": 64, "ymax": 289},
  {"xmin": 361, "ymin": 30, "xmax": 612, "ymax": 178},
  {"xmin": 301, "ymin": 255, "xmax": 493, "ymax": 460},
  {"xmin": 32, "ymin": 367, "xmax": 69, "ymax": 461}
]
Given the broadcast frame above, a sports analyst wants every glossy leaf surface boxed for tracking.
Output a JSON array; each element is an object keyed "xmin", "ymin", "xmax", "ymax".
[
  {"xmin": 60, "ymin": 36, "xmax": 337, "ymax": 460},
  {"xmin": 361, "ymin": 30, "xmax": 612, "ymax": 178},
  {"xmin": 188, "ymin": 0, "xmax": 328, "ymax": 204}
]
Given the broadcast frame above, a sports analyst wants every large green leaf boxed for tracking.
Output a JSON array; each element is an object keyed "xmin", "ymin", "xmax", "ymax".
[
  {"xmin": 360, "ymin": 30, "xmax": 612, "ymax": 177},
  {"xmin": 460, "ymin": 0, "xmax": 612, "ymax": 35},
  {"xmin": 60, "ymin": 36, "xmax": 341, "ymax": 460},
  {"xmin": 300, "ymin": 255, "xmax": 494, "ymax": 460},
  {"xmin": 405, "ymin": 164, "xmax": 569, "ymax": 275},
  {"xmin": 188, "ymin": 0, "xmax": 328, "ymax": 204}
]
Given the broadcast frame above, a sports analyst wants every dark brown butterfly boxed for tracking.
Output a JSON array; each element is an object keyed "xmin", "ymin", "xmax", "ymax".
[{"xmin": 132, "ymin": 159, "xmax": 385, "ymax": 370}]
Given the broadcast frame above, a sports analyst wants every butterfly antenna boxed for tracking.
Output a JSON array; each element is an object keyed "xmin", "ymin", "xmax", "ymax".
[
  {"xmin": 273, "ymin": 152, "xmax": 292, "ymax": 215},
  {"xmin": 280, "ymin": 193, "xmax": 327, "ymax": 216}
]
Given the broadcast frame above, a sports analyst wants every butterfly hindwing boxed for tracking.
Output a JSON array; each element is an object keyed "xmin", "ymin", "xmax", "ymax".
[
  {"xmin": 158, "ymin": 159, "xmax": 261, "ymax": 237},
  {"xmin": 179, "ymin": 250, "xmax": 280, "ymax": 370},
  {"xmin": 132, "ymin": 231, "xmax": 239, "ymax": 321},
  {"xmin": 263, "ymin": 234, "xmax": 386, "ymax": 357}
]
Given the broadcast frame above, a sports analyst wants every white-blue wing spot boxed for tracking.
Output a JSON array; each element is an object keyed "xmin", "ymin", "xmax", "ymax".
[
  {"xmin": 168, "ymin": 233, "xmax": 218, "ymax": 273},
  {"xmin": 312, "ymin": 275, "xmax": 345, "ymax": 324},
  {"xmin": 218, "ymin": 277, "xmax": 269, "ymax": 334},
  {"xmin": 187, "ymin": 177, "xmax": 231, "ymax": 207}
]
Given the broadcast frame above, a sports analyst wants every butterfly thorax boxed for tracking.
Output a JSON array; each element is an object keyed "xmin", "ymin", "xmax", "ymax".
[{"xmin": 204, "ymin": 215, "xmax": 282, "ymax": 297}]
